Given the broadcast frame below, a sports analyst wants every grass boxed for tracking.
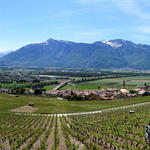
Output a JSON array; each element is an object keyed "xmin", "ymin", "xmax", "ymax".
[
  {"xmin": 43, "ymin": 85, "xmax": 58, "ymax": 91},
  {"xmin": 72, "ymin": 84, "xmax": 100, "ymax": 90},
  {"xmin": 60, "ymin": 85, "xmax": 72, "ymax": 90},
  {"xmin": 118, "ymin": 75, "xmax": 150, "ymax": 80},
  {"xmin": 62, "ymin": 82, "xmax": 135, "ymax": 90},
  {"xmin": 61, "ymin": 75, "xmax": 150, "ymax": 90},
  {"xmin": 0, "ymin": 94, "xmax": 150, "ymax": 114}
]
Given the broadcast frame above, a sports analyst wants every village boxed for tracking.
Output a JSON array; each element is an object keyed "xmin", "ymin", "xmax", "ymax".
[
  {"xmin": 0, "ymin": 69, "xmax": 150, "ymax": 101},
  {"xmin": 45, "ymin": 81, "xmax": 150, "ymax": 100},
  {"xmin": 0, "ymin": 78, "xmax": 150, "ymax": 100}
]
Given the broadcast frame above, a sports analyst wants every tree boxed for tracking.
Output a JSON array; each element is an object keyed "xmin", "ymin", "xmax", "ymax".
[{"xmin": 34, "ymin": 88, "xmax": 42, "ymax": 95}]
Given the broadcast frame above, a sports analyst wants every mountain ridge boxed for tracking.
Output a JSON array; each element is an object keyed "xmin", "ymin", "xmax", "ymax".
[{"xmin": 0, "ymin": 38, "xmax": 150, "ymax": 70}]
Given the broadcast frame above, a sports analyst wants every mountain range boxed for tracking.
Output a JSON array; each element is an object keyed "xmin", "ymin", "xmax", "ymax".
[{"xmin": 0, "ymin": 38, "xmax": 150, "ymax": 70}]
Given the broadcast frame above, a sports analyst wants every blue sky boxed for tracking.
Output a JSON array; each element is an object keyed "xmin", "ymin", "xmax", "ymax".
[{"xmin": 0, "ymin": 0, "xmax": 150, "ymax": 52}]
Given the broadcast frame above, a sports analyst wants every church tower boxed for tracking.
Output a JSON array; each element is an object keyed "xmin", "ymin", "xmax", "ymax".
[{"xmin": 122, "ymin": 80, "xmax": 126, "ymax": 89}]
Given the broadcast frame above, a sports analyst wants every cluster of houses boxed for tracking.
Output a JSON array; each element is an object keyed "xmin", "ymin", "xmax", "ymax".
[
  {"xmin": 45, "ymin": 81, "xmax": 150, "ymax": 100},
  {"xmin": 0, "ymin": 88, "xmax": 11, "ymax": 94},
  {"xmin": 46, "ymin": 89, "xmax": 130, "ymax": 100},
  {"xmin": 1, "ymin": 78, "xmax": 150, "ymax": 100},
  {"xmin": 0, "ymin": 70, "xmax": 44, "ymax": 83}
]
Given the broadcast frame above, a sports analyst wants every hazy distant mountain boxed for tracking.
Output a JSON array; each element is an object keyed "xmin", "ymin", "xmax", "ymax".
[
  {"xmin": 0, "ymin": 38, "xmax": 150, "ymax": 70},
  {"xmin": 0, "ymin": 50, "xmax": 13, "ymax": 58},
  {"xmin": 0, "ymin": 53, "xmax": 6, "ymax": 58}
]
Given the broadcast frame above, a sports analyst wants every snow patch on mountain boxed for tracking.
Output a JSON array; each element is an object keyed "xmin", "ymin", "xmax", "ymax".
[
  {"xmin": 102, "ymin": 40, "xmax": 122, "ymax": 48},
  {"xmin": 58, "ymin": 40, "xmax": 74, "ymax": 44},
  {"xmin": 43, "ymin": 41, "xmax": 49, "ymax": 45}
]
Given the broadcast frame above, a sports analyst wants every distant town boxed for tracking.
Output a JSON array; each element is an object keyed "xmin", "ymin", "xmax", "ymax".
[{"xmin": 0, "ymin": 68, "xmax": 150, "ymax": 101}]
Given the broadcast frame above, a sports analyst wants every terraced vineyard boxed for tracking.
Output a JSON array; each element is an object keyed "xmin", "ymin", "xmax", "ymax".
[{"xmin": 1, "ymin": 103, "xmax": 150, "ymax": 150}]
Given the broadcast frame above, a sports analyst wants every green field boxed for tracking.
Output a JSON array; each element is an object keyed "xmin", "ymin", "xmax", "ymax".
[
  {"xmin": 0, "ymin": 94, "xmax": 150, "ymax": 114},
  {"xmin": 61, "ymin": 75, "xmax": 150, "ymax": 90},
  {"xmin": 0, "ymin": 81, "xmax": 59, "ymax": 90},
  {"xmin": 43, "ymin": 85, "xmax": 58, "ymax": 91}
]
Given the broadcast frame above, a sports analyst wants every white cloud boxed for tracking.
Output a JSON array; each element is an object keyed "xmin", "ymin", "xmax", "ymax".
[
  {"xmin": 78, "ymin": 0, "xmax": 106, "ymax": 3},
  {"xmin": 48, "ymin": 9, "xmax": 88, "ymax": 19},
  {"xmin": 116, "ymin": 0, "xmax": 150, "ymax": 20},
  {"xmin": 70, "ymin": 28, "xmax": 122, "ymax": 43},
  {"xmin": 78, "ymin": 0, "xmax": 150, "ymax": 20},
  {"xmin": 79, "ymin": 31, "xmax": 101, "ymax": 36},
  {"xmin": 0, "ymin": 40, "xmax": 46, "ymax": 53},
  {"xmin": 137, "ymin": 26, "xmax": 150, "ymax": 34},
  {"xmin": 134, "ymin": 34, "xmax": 148, "ymax": 40},
  {"xmin": 0, "ymin": 49, "xmax": 13, "ymax": 53}
]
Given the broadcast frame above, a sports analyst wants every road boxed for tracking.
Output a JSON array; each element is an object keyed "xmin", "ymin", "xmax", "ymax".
[{"xmin": 53, "ymin": 80, "xmax": 71, "ymax": 90}]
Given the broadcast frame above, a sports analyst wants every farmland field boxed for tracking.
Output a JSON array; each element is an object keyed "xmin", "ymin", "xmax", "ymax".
[
  {"xmin": 62, "ymin": 75, "xmax": 150, "ymax": 90},
  {"xmin": 1, "ymin": 94, "xmax": 150, "ymax": 114},
  {"xmin": 43, "ymin": 85, "xmax": 58, "ymax": 91},
  {"xmin": 0, "ymin": 81, "xmax": 58, "ymax": 89}
]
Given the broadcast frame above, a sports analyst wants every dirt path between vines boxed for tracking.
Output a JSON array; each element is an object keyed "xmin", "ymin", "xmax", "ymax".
[
  {"xmin": 69, "ymin": 135, "xmax": 85, "ymax": 150},
  {"xmin": 17, "ymin": 116, "xmax": 47, "ymax": 150},
  {"xmin": 46, "ymin": 117, "xmax": 55, "ymax": 150},
  {"xmin": 57, "ymin": 117, "xmax": 67, "ymax": 150},
  {"xmin": 65, "ymin": 116, "xmax": 85, "ymax": 150},
  {"xmin": 30, "ymin": 116, "xmax": 50, "ymax": 150}
]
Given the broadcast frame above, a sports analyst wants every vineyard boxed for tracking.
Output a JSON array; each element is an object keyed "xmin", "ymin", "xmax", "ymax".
[
  {"xmin": 0, "ymin": 112, "xmax": 83, "ymax": 150},
  {"xmin": 67, "ymin": 105, "xmax": 150, "ymax": 150},
  {"xmin": 1, "ymin": 103, "xmax": 150, "ymax": 150}
]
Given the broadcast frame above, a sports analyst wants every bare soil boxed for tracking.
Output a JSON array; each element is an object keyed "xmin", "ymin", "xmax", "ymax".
[
  {"xmin": 30, "ymin": 116, "xmax": 51, "ymax": 150},
  {"xmin": 69, "ymin": 135, "xmax": 85, "ymax": 150},
  {"xmin": 10, "ymin": 106, "xmax": 39, "ymax": 113},
  {"xmin": 46, "ymin": 117, "xmax": 55, "ymax": 150},
  {"xmin": 57, "ymin": 117, "xmax": 67, "ymax": 150}
]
